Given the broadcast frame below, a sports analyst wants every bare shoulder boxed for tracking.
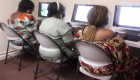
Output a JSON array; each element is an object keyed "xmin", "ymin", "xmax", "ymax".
[
  {"xmin": 95, "ymin": 29, "xmax": 115, "ymax": 40},
  {"xmin": 10, "ymin": 12, "xmax": 23, "ymax": 19},
  {"xmin": 103, "ymin": 29, "xmax": 114, "ymax": 36},
  {"xmin": 83, "ymin": 26, "xmax": 89, "ymax": 34}
]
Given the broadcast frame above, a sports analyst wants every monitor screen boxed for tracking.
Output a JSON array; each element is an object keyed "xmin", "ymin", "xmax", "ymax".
[
  {"xmin": 71, "ymin": 4, "xmax": 94, "ymax": 23},
  {"xmin": 113, "ymin": 5, "xmax": 140, "ymax": 29},
  {"xmin": 38, "ymin": 2, "xmax": 50, "ymax": 17}
]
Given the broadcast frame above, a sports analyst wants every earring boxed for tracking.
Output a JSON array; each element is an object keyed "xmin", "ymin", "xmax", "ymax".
[
  {"xmin": 60, "ymin": 14, "xmax": 62, "ymax": 19},
  {"xmin": 27, "ymin": 10, "xmax": 30, "ymax": 13}
]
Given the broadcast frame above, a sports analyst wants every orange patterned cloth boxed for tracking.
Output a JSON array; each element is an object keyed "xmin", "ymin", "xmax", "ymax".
[
  {"xmin": 79, "ymin": 56, "xmax": 113, "ymax": 75},
  {"xmin": 76, "ymin": 32, "xmax": 140, "ymax": 80},
  {"xmin": 8, "ymin": 13, "xmax": 37, "ymax": 46}
]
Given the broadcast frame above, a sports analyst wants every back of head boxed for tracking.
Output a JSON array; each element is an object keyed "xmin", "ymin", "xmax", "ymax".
[
  {"xmin": 83, "ymin": 5, "xmax": 109, "ymax": 42},
  {"xmin": 88, "ymin": 5, "xmax": 109, "ymax": 27},
  {"xmin": 18, "ymin": 0, "xmax": 34, "ymax": 13},
  {"xmin": 47, "ymin": 2, "xmax": 58, "ymax": 17},
  {"xmin": 47, "ymin": 2, "xmax": 65, "ymax": 18}
]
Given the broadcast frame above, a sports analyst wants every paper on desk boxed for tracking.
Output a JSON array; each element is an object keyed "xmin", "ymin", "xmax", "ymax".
[{"xmin": 124, "ymin": 40, "xmax": 140, "ymax": 48}]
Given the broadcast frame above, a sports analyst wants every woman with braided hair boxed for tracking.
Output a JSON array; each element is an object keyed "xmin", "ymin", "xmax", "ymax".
[{"xmin": 78, "ymin": 5, "xmax": 140, "ymax": 80}]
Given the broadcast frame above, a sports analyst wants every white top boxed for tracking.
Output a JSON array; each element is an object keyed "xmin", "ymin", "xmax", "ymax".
[
  {"xmin": 39, "ymin": 17, "xmax": 76, "ymax": 59},
  {"xmin": 40, "ymin": 17, "xmax": 73, "ymax": 42}
]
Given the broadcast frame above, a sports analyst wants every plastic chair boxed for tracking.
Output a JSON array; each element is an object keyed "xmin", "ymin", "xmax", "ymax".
[
  {"xmin": 74, "ymin": 40, "xmax": 118, "ymax": 80},
  {"xmin": 32, "ymin": 30, "xmax": 70, "ymax": 80},
  {"xmin": 0, "ymin": 23, "xmax": 35, "ymax": 71}
]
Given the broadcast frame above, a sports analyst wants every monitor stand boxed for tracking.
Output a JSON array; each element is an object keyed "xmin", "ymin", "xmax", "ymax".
[
  {"xmin": 70, "ymin": 22, "xmax": 87, "ymax": 28},
  {"xmin": 121, "ymin": 28, "xmax": 140, "ymax": 35}
]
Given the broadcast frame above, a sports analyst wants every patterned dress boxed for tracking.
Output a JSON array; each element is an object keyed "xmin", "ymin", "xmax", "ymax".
[
  {"xmin": 75, "ymin": 31, "xmax": 139, "ymax": 80},
  {"xmin": 8, "ymin": 13, "xmax": 37, "ymax": 46}
]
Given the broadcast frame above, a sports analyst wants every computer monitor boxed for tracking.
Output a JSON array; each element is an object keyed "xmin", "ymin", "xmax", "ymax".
[
  {"xmin": 38, "ymin": 2, "xmax": 50, "ymax": 17},
  {"xmin": 113, "ymin": 5, "xmax": 140, "ymax": 29},
  {"xmin": 71, "ymin": 4, "xmax": 94, "ymax": 23}
]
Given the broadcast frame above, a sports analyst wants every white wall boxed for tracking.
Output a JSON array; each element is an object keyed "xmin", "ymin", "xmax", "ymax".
[
  {"xmin": 0, "ymin": 0, "xmax": 140, "ymax": 54},
  {"xmin": 0, "ymin": 0, "xmax": 21, "ymax": 53},
  {"xmin": 39, "ymin": 0, "xmax": 140, "ymax": 28},
  {"xmin": 0, "ymin": 0, "xmax": 38, "ymax": 54},
  {"xmin": 32, "ymin": 0, "xmax": 39, "ymax": 18}
]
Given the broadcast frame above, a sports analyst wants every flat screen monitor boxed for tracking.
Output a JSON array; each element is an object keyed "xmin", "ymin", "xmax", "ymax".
[
  {"xmin": 113, "ymin": 5, "xmax": 140, "ymax": 29},
  {"xmin": 71, "ymin": 4, "xmax": 94, "ymax": 23},
  {"xmin": 38, "ymin": 2, "xmax": 50, "ymax": 17}
]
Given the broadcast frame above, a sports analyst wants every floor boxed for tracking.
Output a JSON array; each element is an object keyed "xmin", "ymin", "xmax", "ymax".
[{"xmin": 0, "ymin": 53, "xmax": 94, "ymax": 80}]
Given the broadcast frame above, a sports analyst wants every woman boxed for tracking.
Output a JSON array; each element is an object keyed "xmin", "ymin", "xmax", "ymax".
[
  {"xmin": 39, "ymin": 2, "xmax": 76, "ymax": 60},
  {"xmin": 8, "ymin": 0, "xmax": 38, "ymax": 47},
  {"xmin": 78, "ymin": 5, "xmax": 139, "ymax": 80}
]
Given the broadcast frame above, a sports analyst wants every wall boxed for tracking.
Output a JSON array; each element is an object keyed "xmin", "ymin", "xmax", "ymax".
[
  {"xmin": 0, "ymin": 0, "xmax": 20, "ymax": 54},
  {"xmin": 0, "ymin": 0, "xmax": 38, "ymax": 54},
  {"xmin": 32, "ymin": 0, "xmax": 39, "ymax": 18},
  {"xmin": 39, "ymin": 0, "xmax": 140, "ymax": 28},
  {"xmin": 0, "ymin": 0, "xmax": 140, "ymax": 54}
]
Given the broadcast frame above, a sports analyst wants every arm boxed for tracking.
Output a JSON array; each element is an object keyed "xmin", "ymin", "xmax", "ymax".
[
  {"xmin": 37, "ymin": 20, "xmax": 42, "ymax": 30},
  {"xmin": 62, "ymin": 30, "xmax": 74, "ymax": 49},
  {"xmin": 58, "ymin": 23, "xmax": 74, "ymax": 49},
  {"xmin": 118, "ymin": 33, "xmax": 126, "ymax": 40},
  {"xmin": 65, "ymin": 41, "xmax": 74, "ymax": 48},
  {"xmin": 24, "ymin": 14, "xmax": 37, "ymax": 32}
]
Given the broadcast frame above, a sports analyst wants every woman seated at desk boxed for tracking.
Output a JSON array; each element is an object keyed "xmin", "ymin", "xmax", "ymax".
[
  {"xmin": 8, "ymin": 0, "xmax": 38, "ymax": 48},
  {"xmin": 39, "ymin": 2, "xmax": 76, "ymax": 60},
  {"xmin": 77, "ymin": 5, "xmax": 139, "ymax": 80}
]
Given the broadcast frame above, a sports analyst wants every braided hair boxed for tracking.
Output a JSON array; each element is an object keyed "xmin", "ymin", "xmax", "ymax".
[{"xmin": 82, "ymin": 5, "xmax": 109, "ymax": 42}]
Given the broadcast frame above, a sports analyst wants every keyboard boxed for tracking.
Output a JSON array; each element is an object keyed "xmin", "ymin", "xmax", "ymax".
[{"xmin": 124, "ymin": 34, "xmax": 140, "ymax": 42}]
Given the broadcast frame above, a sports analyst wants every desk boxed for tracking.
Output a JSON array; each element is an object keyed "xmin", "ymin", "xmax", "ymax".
[
  {"xmin": 107, "ymin": 27, "xmax": 140, "ymax": 48},
  {"xmin": 72, "ymin": 26, "xmax": 83, "ymax": 35},
  {"xmin": 124, "ymin": 40, "xmax": 140, "ymax": 48}
]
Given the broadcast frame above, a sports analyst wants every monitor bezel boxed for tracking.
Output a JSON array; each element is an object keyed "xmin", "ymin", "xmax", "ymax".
[
  {"xmin": 113, "ymin": 5, "xmax": 140, "ymax": 29},
  {"xmin": 38, "ymin": 2, "xmax": 50, "ymax": 17},
  {"xmin": 71, "ymin": 4, "xmax": 94, "ymax": 23}
]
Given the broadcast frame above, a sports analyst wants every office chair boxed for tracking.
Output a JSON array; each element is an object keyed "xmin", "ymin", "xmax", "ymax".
[
  {"xmin": 32, "ymin": 30, "xmax": 71, "ymax": 80},
  {"xmin": 74, "ymin": 40, "xmax": 120, "ymax": 80},
  {"xmin": 0, "ymin": 23, "xmax": 36, "ymax": 71}
]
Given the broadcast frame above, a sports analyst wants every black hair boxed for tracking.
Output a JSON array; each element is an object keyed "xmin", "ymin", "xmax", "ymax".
[
  {"xmin": 17, "ymin": 0, "xmax": 35, "ymax": 12},
  {"xmin": 47, "ymin": 2, "xmax": 58, "ymax": 17}
]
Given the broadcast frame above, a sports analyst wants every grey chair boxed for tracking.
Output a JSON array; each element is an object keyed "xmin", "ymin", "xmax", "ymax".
[
  {"xmin": 0, "ymin": 22, "xmax": 36, "ymax": 71},
  {"xmin": 32, "ymin": 30, "xmax": 71, "ymax": 80},
  {"xmin": 74, "ymin": 40, "xmax": 120, "ymax": 80}
]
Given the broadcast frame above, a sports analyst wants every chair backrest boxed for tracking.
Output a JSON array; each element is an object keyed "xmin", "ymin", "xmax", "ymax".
[
  {"xmin": 33, "ymin": 31, "xmax": 59, "ymax": 50},
  {"xmin": 0, "ymin": 23, "xmax": 20, "ymax": 40},
  {"xmin": 75, "ymin": 40, "xmax": 112, "ymax": 65}
]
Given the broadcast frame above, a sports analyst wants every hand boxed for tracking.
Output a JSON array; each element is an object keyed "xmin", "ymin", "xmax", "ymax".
[
  {"xmin": 67, "ymin": 22, "xmax": 72, "ymax": 27},
  {"xmin": 37, "ymin": 20, "xmax": 42, "ymax": 23},
  {"xmin": 118, "ymin": 33, "xmax": 126, "ymax": 39}
]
